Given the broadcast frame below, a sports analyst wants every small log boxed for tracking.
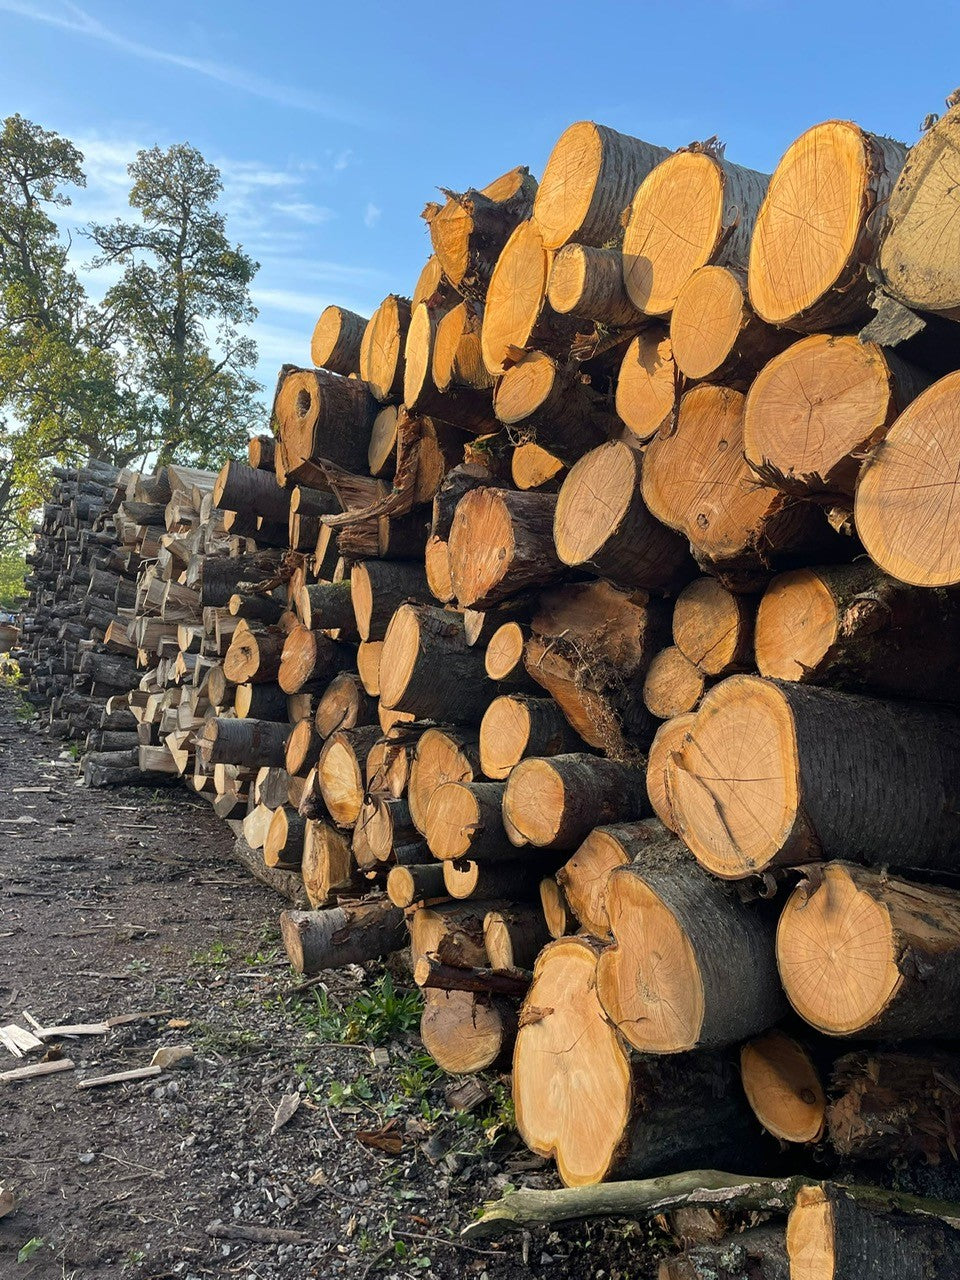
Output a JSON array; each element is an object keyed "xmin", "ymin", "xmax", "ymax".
[
  {"xmin": 284, "ymin": 719, "xmax": 323, "ymax": 775},
  {"xmin": 386, "ymin": 863, "xmax": 448, "ymax": 909},
  {"xmin": 433, "ymin": 299, "xmax": 493, "ymax": 391},
  {"xmin": 557, "ymin": 819, "xmax": 666, "ymax": 937},
  {"xmin": 672, "ymin": 577, "xmax": 757, "ymax": 676},
  {"xmin": 420, "ymin": 988, "xmax": 517, "ymax": 1075},
  {"xmin": 448, "ymin": 488, "xmax": 565, "ymax": 609},
  {"xmin": 231, "ymin": 834, "xmax": 309, "ymax": 906},
  {"xmin": 503, "ymin": 754, "xmax": 650, "ymax": 850},
  {"xmin": 646, "ymin": 713, "xmax": 697, "ymax": 832},
  {"xmin": 483, "ymin": 905, "xmax": 550, "ymax": 971},
  {"xmin": 547, "ymin": 243, "xmax": 642, "ymax": 328},
  {"xmin": 365, "ymin": 737, "xmax": 412, "ymax": 798},
  {"xmin": 442, "ymin": 859, "xmax": 546, "ymax": 901},
  {"xmin": 311, "ymin": 305, "xmax": 368, "ymax": 375},
  {"xmin": 540, "ymin": 877, "xmax": 575, "ymax": 939},
  {"xmin": 317, "ymin": 725, "xmax": 382, "ymax": 827},
  {"xmin": 280, "ymin": 900, "xmax": 407, "ymax": 974},
  {"xmin": 223, "ymin": 623, "xmax": 287, "ymax": 685},
  {"xmin": 642, "ymin": 646, "xmax": 707, "ymax": 718},
  {"xmin": 408, "ymin": 901, "xmax": 489, "ymax": 967},
  {"xmin": 356, "ymin": 641, "xmax": 383, "ymax": 697},
  {"xmin": 301, "ymin": 820, "xmax": 355, "ymax": 908},
  {"xmin": 213, "ymin": 460, "xmax": 290, "ymax": 524},
  {"xmin": 248, "ymin": 435, "xmax": 276, "ymax": 471},
  {"xmin": 554, "ymin": 441, "xmax": 692, "ymax": 592},
  {"xmin": 777, "ymin": 863, "xmax": 960, "ymax": 1039},
  {"xmin": 511, "ymin": 442, "xmax": 566, "ymax": 491},
  {"xmin": 412, "ymin": 253, "xmax": 452, "ymax": 308},
  {"xmin": 479, "ymin": 694, "xmax": 582, "ymax": 780},
  {"xmin": 402, "ymin": 302, "xmax": 496, "ymax": 431},
  {"xmin": 481, "ymin": 219, "xmax": 577, "ymax": 375},
  {"xmin": 424, "ymin": 535, "xmax": 455, "ymax": 603},
  {"xmin": 278, "ymin": 624, "xmax": 348, "ymax": 694},
  {"xmin": 358, "ymin": 794, "xmax": 416, "ymax": 862},
  {"xmin": 234, "ymin": 681, "xmax": 289, "ymax": 722},
  {"xmin": 350, "ymin": 559, "xmax": 430, "ymax": 642},
  {"xmin": 197, "ymin": 718, "xmax": 288, "ymax": 769},
  {"xmin": 670, "ymin": 265, "xmax": 790, "ymax": 387},
  {"xmin": 408, "ymin": 728, "xmax": 481, "ymax": 834},
  {"xmin": 415, "ymin": 956, "xmax": 530, "ymax": 999},
  {"xmin": 359, "ymin": 295, "xmax": 412, "ymax": 401},
  {"xmin": 615, "ymin": 327, "xmax": 678, "ymax": 445},
  {"xmin": 273, "ymin": 365, "xmax": 377, "ymax": 476},
  {"xmin": 314, "ymin": 672, "xmax": 377, "ymax": 738},
  {"xmin": 264, "ymin": 807, "xmax": 306, "ymax": 870},
  {"xmin": 425, "ymin": 781, "xmax": 509, "ymax": 862},
  {"xmin": 493, "ymin": 350, "xmax": 615, "ymax": 462},
  {"xmin": 296, "ymin": 582, "xmax": 356, "ymax": 634},
  {"xmin": 740, "ymin": 1030, "xmax": 826, "ymax": 1145}
]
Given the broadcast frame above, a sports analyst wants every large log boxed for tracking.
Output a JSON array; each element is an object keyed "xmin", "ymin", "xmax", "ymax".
[
  {"xmin": 448, "ymin": 488, "xmax": 564, "ymax": 608},
  {"xmin": 754, "ymin": 561, "xmax": 960, "ymax": 698},
  {"xmin": 749, "ymin": 121, "xmax": 907, "ymax": 331},
  {"xmin": 777, "ymin": 863, "xmax": 960, "ymax": 1040},
  {"xmin": 742, "ymin": 335, "xmax": 927, "ymax": 497},
  {"xmin": 533, "ymin": 122, "xmax": 668, "ymax": 250},
  {"xmin": 273, "ymin": 365, "xmax": 377, "ymax": 476},
  {"xmin": 503, "ymin": 754, "xmax": 650, "ymax": 850},
  {"xmin": 855, "ymin": 369, "xmax": 960, "ymax": 587},
  {"xmin": 623, "ymin": 145, "xmax": 768, "ymax": 315},
  {"xmin": 280, "ymin": 900, "xmax": 407, "ymax": 974},
  {"xmin": 379, "ymin": 604, "xmax": 490, "ymax": 720},
  {"xmin": 597, "ymin": 861, "xmax": 785, "ymax": 1052},
  {"xmin": 317, "ymin": 725, "xmax": 382, "ymax": 827},
  {"xmin": 513, "ymin": 937, "xmax": 756, "ymax": 1187},
  {"xmin": 359, "ymin": 294, "xmax": 412, "ymax": 401},
  {"xmin": 479, "ymin": 693, "xmax": 582, "ymax": 780},
  {"xmin": 554, "ymin": 441, "xmax": 692, "ymax": 592},
  {"xmin": 670, "ymin": 266, "xmax": 790, "ymax": 388},
  {"xmin": 668, "ymin": 676, "xmax": 960, "ymax": 879},
  {"xmin": 311, "ymin": 305, "xmax": 368, "ymax": 375}
]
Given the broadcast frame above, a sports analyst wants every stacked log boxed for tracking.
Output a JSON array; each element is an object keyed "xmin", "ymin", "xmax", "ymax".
[{"xmin": 23, "ymin": 101, "xmax": 960, "ymax": 1261}]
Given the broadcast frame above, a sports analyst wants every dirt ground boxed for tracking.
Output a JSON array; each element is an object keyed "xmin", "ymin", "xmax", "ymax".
[{"xmin": 0, "ymin": 687, "xmax": 661, "ymax": 1280}]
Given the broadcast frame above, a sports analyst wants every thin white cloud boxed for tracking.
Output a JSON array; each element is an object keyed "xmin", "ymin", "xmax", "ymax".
[
  {"xmin": 363, "ymin": 202, "xmax": 382, "ymax": 229},
  {"xmin": 0, "ymin": 0, "xmax": 371, "ymax": 124},
  {"xmin": 251, "ymin": 288, "xmax": 326, "ymax": 317},
  {"xmin": 333, "ymin": 149, "xmax": 353, "ymax": 172},
  {"xmin": 272, "ymin": 200, "xmax": 336, "ymax": 226}
]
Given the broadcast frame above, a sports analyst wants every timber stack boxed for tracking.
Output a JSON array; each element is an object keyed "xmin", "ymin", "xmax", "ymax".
[{"xmin": 21, "ymin": 94, "xmax": 960, "ymax": 1271}]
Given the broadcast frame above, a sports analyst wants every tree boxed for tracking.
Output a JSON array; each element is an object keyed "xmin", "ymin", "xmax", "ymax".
[
  {"xmin": 90, "ymin": 144, "xmax": 261, "ymax": 467},
  {"xmin": 0, "ymin": 115, "xmax": 147, "ymax": 540}
]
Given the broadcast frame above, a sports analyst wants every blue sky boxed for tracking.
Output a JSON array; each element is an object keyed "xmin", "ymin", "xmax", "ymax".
[{"xmin": 2, "ymin": 0, "xmax": 959, "ymax": 411}]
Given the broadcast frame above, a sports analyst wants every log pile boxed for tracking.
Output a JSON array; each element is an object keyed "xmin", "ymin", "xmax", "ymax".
[{"xmin": 22, "ymin": 95, "xmax": 960, "ymax": 1267}]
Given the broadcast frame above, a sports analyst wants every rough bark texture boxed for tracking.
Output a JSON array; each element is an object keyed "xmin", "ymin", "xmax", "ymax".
[
  {"xmin": 448, "ymin": 488, "xmax": 565, "ymax": 609},
  {"xmin": 379, "ymin": 605, "xmax": 491, "ymax": 721},
  {"xmin": 280, "ymin": 900, "xmax": 407, "ymax": 974},
  {"xmin": 503, "ymin": 753, "xmax": 650, "ymax": 850}
]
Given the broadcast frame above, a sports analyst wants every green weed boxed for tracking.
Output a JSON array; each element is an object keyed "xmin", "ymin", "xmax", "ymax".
[{"xmin": 281, "ymin": 974, "xmax": 421, "ymax": 1047}]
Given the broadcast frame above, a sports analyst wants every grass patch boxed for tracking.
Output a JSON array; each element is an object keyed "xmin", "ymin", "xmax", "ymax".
[{"xmin": 280, "ymin": 974, "xmax": 421, "ymax": 1047}]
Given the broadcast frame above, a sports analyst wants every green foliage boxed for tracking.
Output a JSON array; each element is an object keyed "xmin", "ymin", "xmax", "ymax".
[
  {"xmin": 327, "ymin": 1075, "xmax": 374, "ymax": 1107},
  {"xmin": 282, "ymin": 975, "xmax": 422, "ymax": 1046},
  {"xmin": 17, "ymin": 1237, "xmax": 48, "ymax": 1263},
  {"xmin": 0, "ymin": 541, "xmax": 26, "ymax": 610}
]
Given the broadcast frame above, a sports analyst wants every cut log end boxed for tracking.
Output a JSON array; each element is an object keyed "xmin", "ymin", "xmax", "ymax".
[{"xmin": 740, "ymin": 1031, "xmax": 826, "ymax": 1144}]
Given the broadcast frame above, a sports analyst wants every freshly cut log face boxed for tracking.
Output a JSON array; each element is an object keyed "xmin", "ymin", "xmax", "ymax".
[
  {"xmin": 554, "ymin": 441, "xmax": 692, "ymax": 591},
  {"xmin": 314, "ymin": 671, "xmax": 376, "ymax": 738},
  {"xmin": 742, "ymin": 334, "xmax": 926, "ymax": 497},
  {"xmin": 448, "ymin": 488, "xmax": 563, "ymax": 609},
  {"xmin": 481, "ymin": 220, "xmax": 572, "ymax": 375},
  {"xmin": 311, "ymin": 305, "xmax": 368, "ymax": 375},
  {"xmin": 503, "ymin": 753, "xmax": 649, "ymax": 850},
  {"xmin": 855, "ymin": 369, "xmax": 960, "ymax": 587},
  {"xmin": 359, "ymin": 295, "xmax": 412, "ymax": 400},
  {"xmin": 672, "ymin": 577, "xmax": 755, "ymax": 676},
  {"xmin": 754, "ymin": 561, "xmax": 960, "ymax": 698},
  {"xmin": 777, "ymin": 863, "xmax": 960, "ymax": 1039},
  {"xmin": 748, "ymin": 121, "xmax": 907, "ymax": 331},
  {"xmin": 511, "ymin": 443, "xmax": 565, "ymax": 491},
  {"xmin": 670, "ymin": 265, "xmax": 788, "ymax": 386},
  {"xmin": 880, "ymin": 103, "xmax": 960, "ymax": 319},
  {"xmin": 423, "ymin": 535, "xmax": 454, "ymax": 603},
  {"xmin": 740, "ymin": 1031, "xmax": 825, "ymax": 1145},
  {"xmin": 421, "ymin": 989, "xmax": 515, "ymax": 1074},
  {"xmin": 379, "ymin": 605, "xmax": 490, "ymax": 720},
  {"xmin": 557, "ymin": 820, "xmax": 665, "ymax": 936},
  {"xmin": 623, "ymin": 149, "xmax": 768, "ymax": 315},
  {"xmin": 485, "ymin": 621, "xmax": 527, "ymax": 682},
  {"xmin": 433, "ymin": 300, "xmax": 492, "ymax": 391},
  {"xmin": 596, "ymin": 863, "xmax": 784, "ymax": 1052},
  {"xmin": 368, "ymin": 405, "xmax": 398, "ymax": 478},
  {"xmin": 425, "ymin": 780, "xmax": 508, "ymax": 861},
  {"xmin": 402, "ymin": 302, "xmax": 495, "ymax": 432},
  {"xmin": 301, "ymin": 820, "xmax": 354, "ymax": 908},
  {"xmin": 533, "ymin": 122, "xmax": 668, "ymax": 250},
  {"xmin": 668, "ymin": 675, "xmax": 960, "ymax": 879},
  {"xmin": 484, "ymin": 906, "xmax": 549, "ymax": 970},
  {"xmin": 615, "ymin": 329, "xmax": 677, "ymax": 444},
  {"xmin": 317, "ymin": 726, "xmax": 380, "ymax": 827},
  {"xmin": 645, "ymin": 713, "xmax": 696, "ymax": 832},
  {"xmin": 480, "ymin": 694, "xmax": 580, "ymax": 780},
  {"xmin": 350, "ymin": 559, "xmax": 430, "ymax": 642},
  {"xmin": 411, "ymin": 254, "xmax": 448, "ymax": 309},
  {"xmin": 642, "ymin": 646, "xmax": 706, "ymax": 718},
  {"xmin": 786, "ymin": 1182, "xmax": 960, "ymax": 1280},
  {"xmin": 407, "ymin": 728, "xmax": 481, "ymax": 835},
  {"xmin": 540, "ymin": 877, "xmax": 574, "ymax": 939}
]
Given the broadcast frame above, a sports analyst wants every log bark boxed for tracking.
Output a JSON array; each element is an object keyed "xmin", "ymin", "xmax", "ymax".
[
  {"xmin": 533, "ymin": 122, "xmax": 668, "ymax": 249},
  {"xmin": 493, "ymin": 350, "xmax": 616, "ymax": 461},
  {"xmin": 479, "ymin": 694, "xmax": 583, "ymax": 779},
  {"xmin": 670, "ymin": 266, "xmax": 791, "ymax": 388},
  {"xmin": 359, "ymin": 295, "xmax": 412, "ymax": 400},
  {"xmin": 420, "ymin": 989, "xmax": 517, "ymax": 1074},
  {"xmin": 408, "ymin": 902, "xmax": 489, "ymax": 967},
  {"xmin": 623, "ymin": 146, "xmax": 769, "ymax": 315},
  {"xmin": 749, "ymin": 122, "xmax": 907, "ymax": 331},
  {"xmin": 448, "ymin": 488, "xmax": 565, "ymax": 608},
  {"xmin": 513, "ymin": 937, "xmax": 757, "ymax": 1187},
  {"xmin": 197, "ymin": 718, "xmax": 289, "ymax": 769},
  {"xmin": 642, "ymin": 646, "xmax": 707, "ymax": 718},
  {"xmin": 311, "ymin": 305, "xmax": 368, "ymax": 375},
  {"xmin": 668, "ymin": 676, "xmax": 960, "ymax": 879},
  {"xmin": 350, "ymin": 559, "xmax": 430, "ymax": 642},
  {"xmin": 379, "ymin": 605, "xmax": 491, "ymax": 720},
  {"xmin": 743, "ymin": 335, "xmax": 928, "ymax": 498},
  {"xmin": 777, "ymin": 863, "xmax": 960, "ymax": 1039},
  {"xmin": 503, "ymin": 754, "xmax": 650, "ymax": 850},
  {"xmin": 425, "ymin": 780, "xmax": 509, "ymax": 861},
  {"xmin": 408, "ymin": 728, "xmax": 481, "ymax": 834},
  {"xmin": 234, "ymin": 681, "xmax": 289, "ymax": 721},
  {"xmin": 615, "ymin": 328, "xmax": 678, "ymax": 445},
  {"xmin": 213, "ymin": 461, "xmax": 291, "ymax": 524},
  {"xmin": 554, "ymin": 441, "xmax": 693, "ymax": 592},
  {"xmin": 596, "ymin": 861, "xmax": 785, "ymax": 1052},
  {"xmin": 660, "ymin": 1228, "xmax": 789, "ymax": 1280},
  {"xmin": 739, "ymin": 1030, "xmax": 826, "ymax": 1146},
  {"xmin": 855, "ymin": 369, "xmax": 960, "ymax": 587},
  {"xmin": 296, "ymin": 582, "xmax": 356, "ymax": 634},
  {"xmin": 673, "ymin": 578, "xmax": 757, "ymax": 676},
  {"xmin": 273, "ymin": 365, "xmax": 377, "ymax": 476},
  {"xmin": 280, "ymin": 900, "xmax": 407, "ymax": 974},
  {"xmin": 754, "ymin": 561, "xmax": 960, "ymax": 699},
  {"xmin": 785, "ymin": 1182, "xmax": 960, "ymax": 1279}
]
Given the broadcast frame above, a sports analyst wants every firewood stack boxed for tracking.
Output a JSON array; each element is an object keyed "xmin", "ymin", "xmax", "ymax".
[{"xmin": 23, "ymin": 100, "xmax": 960, "ymax": 1261}]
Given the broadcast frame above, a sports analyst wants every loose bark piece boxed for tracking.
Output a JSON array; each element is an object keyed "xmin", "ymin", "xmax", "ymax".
[
  {"xmin": 743, "ymin": 334, "xmax": 928, "ymax": 497},
  {"xmin": 754, "ymin": 560, "xmax": 960, "ymax": 698},
  {"xmin": 669, "ymin": 676, "xmax": 960, "ymax": 880},
  {"xmin": 786, "ymin": 1182, "xmax": 960, "ymax": 1279},
  {"xmin": 554, "ymin": 441, "xmax": 692, "ymax": 591},
  {"xmin": 513, "ymin": 937, "xmax": 755, "ymax": 1186},
  {"xmin": 623, "ymin": 147, "xmax": 768, "ymax": 315},
  {"xmin": 777, "ymin": 863, "xmax": 960, "ymax": 1039},
  {"xmin": 615, "ymin": 328, "xmax": 678, "ymax": 444},
  {"xmin": 280, "ymin": 900, "xmax": 406, "ymax": 974},
  {"xmin": 359, "ymin": 295, "xmax": 412, "ymax": 401},
  {"xmin": 350, "ymin": 559, "xmax": 430, "ymax": 642},
  {"xmin": 557, "ymin": 819, "xmax": 667, "ymax": 936},
  {"xmin": 311, "ymin": 305, "xmax": 368, "ymax": 375},
  {"xmin": 646, "ymin": 714, "xmax": 697, "ymax": 833},
  {"xmin": 408, "ymin": 728, "xmax": 481, "ymax": 835},
  {"xmin": 660, "ymin": 1227, "xmax": 789, "ymax": 1280},
  {"xmin": 670, "ymin": 266, "xmax": 790, "ymax": 387},
  {"xmin": 740, "ymin": 1031, "xmax": 826, "ymax": 1145},
  {"xmin": 749, "ymin": 122, "xmax": 907, "ymax": 332},
  {"xmin": 408, "ymin": 902, "xmax": 489, "ymax": 968},
  {"xmin": 855, "ymin": 369, "xmax": 960, "ymax": 587},
  {"xmin": 673, "ymin": 578, "xmax": 756, "ymax": 676},
  {"xmin": 448, "ymin": 488, "xmax": 564, "ymax": 609},
  {"xmin": 379, "ymin": 604, "xmax": 491, "ymax": 720},
  {"xmin": 420, "ymin": 989, "xmax": 517, "ymax": 1075},
  {"xmin": 643, "ymin": 646, "xmax": 707, "ymax": 718},
  {"xmin": 425, "ymin": 781, "xmax": 509, "ymax": 862},
  {"xmin": 597, "ymin": 862, "xmax": 785, "ymax": 1052},
  {"xmin": 503, "ymin": 754, "xmax": 649, "ymax": 850},
  {"xmin": 534, "ymin": 122, "xmax": 669, "ymax": 250},
  {"xmin": 480, "ymin": 694, "xmax": 582, "ymax": 779}
]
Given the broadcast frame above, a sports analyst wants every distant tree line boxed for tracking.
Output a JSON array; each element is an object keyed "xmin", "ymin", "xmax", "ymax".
[{"xmin": 0, "ymin": 114, "xmax": 262, "ymax": 549}]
